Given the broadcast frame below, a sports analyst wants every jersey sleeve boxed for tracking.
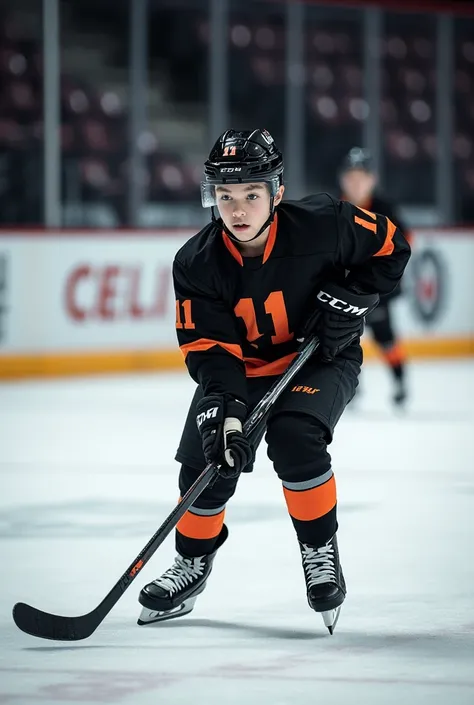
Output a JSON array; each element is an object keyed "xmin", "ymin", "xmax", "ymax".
[
  {"xmin": 173, "ymin": 256, "xmax": 248, "ymax": 404},
  {"xmin": 375, "ymin": 198, "xmax": 411, "ymax": 242},
  {"xmin": 333, "ymin": 199, "xmax": 411, "ymax": 295}
]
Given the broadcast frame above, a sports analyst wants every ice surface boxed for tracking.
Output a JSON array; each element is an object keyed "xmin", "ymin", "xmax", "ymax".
[{"xmin": 1, "ymin": 360, "xmax": 474, "ymax": 704}]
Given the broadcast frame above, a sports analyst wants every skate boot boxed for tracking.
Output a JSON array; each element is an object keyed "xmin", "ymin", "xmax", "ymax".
[
  {"xmin": 393, "ymin": 377, "xmax": 407, "ymax": 406},
  {"xmin": 299, "ymin": 533, "xmax": 346, "ymax": 634},
  {"xmin": 138, "ymin": 525, "xmax": 228, "ymax": 626}
]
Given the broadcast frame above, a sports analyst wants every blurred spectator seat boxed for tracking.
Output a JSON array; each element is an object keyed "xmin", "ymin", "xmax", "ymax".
[
  {"xmin": 1, "ymin": 7, "xmax": 474, "ymax": 224},
  {"xmin": 0, "ymin": 119, "xmax": 26, "ymax": 149}
]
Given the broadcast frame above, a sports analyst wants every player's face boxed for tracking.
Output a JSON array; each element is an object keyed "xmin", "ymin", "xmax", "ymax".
[
  {"xmin": 340, "ymin": 169, "xmax": 376, "ymax": 206},
  {"xmin": 215, "ymin": 183, "xmax": 283, "ymax": 241}
]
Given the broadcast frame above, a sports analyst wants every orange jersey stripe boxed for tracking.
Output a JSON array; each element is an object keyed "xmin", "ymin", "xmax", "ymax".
[
  {"xmin": 354, "ymin": 215, "xmax": 377, "ymax": 233},
  {"xmin": 221, "ymin": 214, "xmax": 279, "ymax": 267},
  {"xmin": 283, "ymin": 475, "xmax": 337, "ymax": 521},
  {"xmin": 262, "ymin": 215, "xmax": 278, "ymax": 264},
  {"xmin": 245, "ymin": 352, "xmax": 297, "ymax": 377},
  {"xmin": 222, "ymin": 233, "xmax": 244, "ymax": 266},
  {"xmin": 180, "ymin": 338, "xmax": 243, "ymax": 360},
  {"xmin": 177, "ymin": 508, "xmax": 225, "ymax": 540},
  {"xmin": 374, "ymin": 217, "xmax": 396, "ymax": 257}
]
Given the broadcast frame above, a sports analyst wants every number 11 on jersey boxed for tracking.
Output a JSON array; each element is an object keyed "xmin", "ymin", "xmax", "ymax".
[
  {"xmin": 234, "ymin": 290, "xmax": 293, "ymax": 345},
  {"xmin": 176, "ymin": 299, "xmax": 195, "ymax": 329}
]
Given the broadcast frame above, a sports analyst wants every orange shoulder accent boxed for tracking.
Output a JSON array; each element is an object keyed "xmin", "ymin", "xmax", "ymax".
[
  {"xmin": 354, "ymin": 215, "xmax": 377, "ymax": 233},
  {"xmin": 180, "ymin": 338, "xmax": 243, "ymax": 360},
  {"xmin": 373, "ymin": 217, "xmax": 396, "ymax": 257}
]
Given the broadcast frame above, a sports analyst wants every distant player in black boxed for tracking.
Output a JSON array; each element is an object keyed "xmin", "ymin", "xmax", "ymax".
[
  {"xmin": 138, "ymin": 130, "xmax": 410, "ymax": 632},
  {"xmin": 340, "ymin": 147, "xmax": 410, "ymax": 406}
]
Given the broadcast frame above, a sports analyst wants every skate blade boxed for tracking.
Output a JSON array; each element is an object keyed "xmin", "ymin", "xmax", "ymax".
[
  {"xmin": 321, "ymin": 606, "xmax": 341, "ymax": 635},
  {"xmin": 137, "ymin": 597, "xmax": 197, "ymax": 626}
]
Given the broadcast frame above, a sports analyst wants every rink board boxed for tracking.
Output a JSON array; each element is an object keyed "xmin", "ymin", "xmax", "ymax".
[{"xmin": 0, "ymin": 228, "xmax": 473, "ymax": 378}]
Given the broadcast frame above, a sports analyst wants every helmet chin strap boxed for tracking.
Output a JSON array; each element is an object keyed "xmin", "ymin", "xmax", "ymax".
[{"xmin": 211, "ymin": 197, "xmax": 276, "ymax": 244}]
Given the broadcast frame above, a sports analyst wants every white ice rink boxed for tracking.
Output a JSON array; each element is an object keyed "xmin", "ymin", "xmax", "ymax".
[{"xmin": 1, "ymin": 360, "xmax": 474, "ymax": 705}]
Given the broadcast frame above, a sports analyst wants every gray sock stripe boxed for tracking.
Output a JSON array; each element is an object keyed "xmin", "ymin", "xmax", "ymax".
[
  {"xmin": 189, "ymin": 503, "xmax": 226, "ymax": 517},
  {"xmin": 282, "ymin": 469, "xmax": 333, "ymax": 492}
]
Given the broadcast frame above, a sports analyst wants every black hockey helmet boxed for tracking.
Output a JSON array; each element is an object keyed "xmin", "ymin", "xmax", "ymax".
[
  {"xmin": 340, "ymin": 147, "xmax": 374, "ymax": 175},
  {"xmin": 201, "ymin": 128, "xmax": 284, "ymax": 208},
  {"xmin": 202, "ymin": 129, "xmax": 284, "ymax": 242}
]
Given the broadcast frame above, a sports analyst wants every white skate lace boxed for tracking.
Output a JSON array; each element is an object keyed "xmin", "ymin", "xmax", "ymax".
[
  {"xmin": 301, "ymin": 543, "xmax": 336, "ymax": 587},
  {"xmin": 153, "ymin": 555, "xmax": 206, "ymax": 595}
]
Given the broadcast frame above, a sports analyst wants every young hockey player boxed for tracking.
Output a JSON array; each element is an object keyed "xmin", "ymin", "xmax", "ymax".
[
  {"xmin": 340, "ymin": 147, "xmax": 410, "ymax": 406},
  {"xmin": 138, "ymin": 129, "xmax": 410, "ymax": 633}
]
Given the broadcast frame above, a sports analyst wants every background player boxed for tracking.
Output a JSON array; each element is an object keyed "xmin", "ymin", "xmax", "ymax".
[
  {"xmin": 138, "ymin": 130, "xmax": 411, "ymax": 633},
  {"xmin": 340, "ymin": 147, "xmax": 410, "ymax": 406}
]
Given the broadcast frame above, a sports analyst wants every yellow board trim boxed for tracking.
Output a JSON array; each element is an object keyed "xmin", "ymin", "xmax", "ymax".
[
  {"xmin": 362, "ymin": 336, "xmax": 474, "ymax": 359},
  {"xmin": 0, "ymin": 337, "xmax": 473, "ymax": 380},
  {"xmin": 0, "ymin": 349, "xmax": 185, "ymax": 380}
]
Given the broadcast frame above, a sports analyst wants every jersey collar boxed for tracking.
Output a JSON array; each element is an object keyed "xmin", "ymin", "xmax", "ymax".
[
  {"xmin": 221, "ymin": 214, "xmax": 278, "ymax": 267},
  {"xmin": 341, "ymin": 193, "xmax": 373, "ymax": 211}
]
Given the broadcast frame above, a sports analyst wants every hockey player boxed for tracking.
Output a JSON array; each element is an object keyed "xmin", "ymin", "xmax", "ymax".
[
  {"xmin": 138, "ymin": 129, "xmax": 410, "ymax": 633},
  {"xmin": 340, "ymin": 147, "xmax": 410, "ymax": 405}
]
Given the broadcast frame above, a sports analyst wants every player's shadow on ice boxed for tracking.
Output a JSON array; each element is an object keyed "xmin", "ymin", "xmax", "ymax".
[
  {"xmin": 23, "ymin": 626, "xmax": 474, "ymax": 660},
  {"xmin": 22, "ymin": 619, "xmax": 325, "ymax": 651},
  {"xmin": 158, "ymin": 618, "xmax": 324, "ymax": 640}
]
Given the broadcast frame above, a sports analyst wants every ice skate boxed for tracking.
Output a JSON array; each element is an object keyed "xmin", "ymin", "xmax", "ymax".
[
  {"xmin": 299, "ymin": 533, "xmax": 346, "ymax": 634},
  {"xmin": 138, "ymin": 526, "xmax": 228, "ymax": 626},
  {"xmin": 393, "ymin": 377, "xmax": 407, "ymax": 407}
]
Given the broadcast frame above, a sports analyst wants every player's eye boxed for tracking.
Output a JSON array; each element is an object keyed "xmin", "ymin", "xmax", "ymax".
[
  {"xmin": 247, "ymin": 193, "xmax": 259, "ymax": 200},
  {"xmin": 219, "ymin": 194, "xmax": 231, "ymax": 201}
]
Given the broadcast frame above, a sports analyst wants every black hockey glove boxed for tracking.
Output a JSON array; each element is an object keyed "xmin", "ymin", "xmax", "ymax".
[
  {"xmin": 196, "ymin": 394, "xmax": 254, "ymax": 479},
  {"xmin": 298, "ymin": 282, "xmax": 380, "ymax": 363}
]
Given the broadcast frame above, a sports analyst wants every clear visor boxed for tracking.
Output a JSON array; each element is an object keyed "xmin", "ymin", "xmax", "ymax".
[{"xmin": 201, "ymin": 176, "xmax": 281, "ymax": 208}]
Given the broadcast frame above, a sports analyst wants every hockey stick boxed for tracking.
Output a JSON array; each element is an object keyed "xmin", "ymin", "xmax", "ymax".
[{"xmin": 12, "ymin": 335, "xmax": 319, "ymax": 641}]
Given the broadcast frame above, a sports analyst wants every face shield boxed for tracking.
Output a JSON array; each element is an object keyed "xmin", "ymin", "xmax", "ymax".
[{"xmin": 201, "ymin": 175, "xmax": 281, "ymax": 208}]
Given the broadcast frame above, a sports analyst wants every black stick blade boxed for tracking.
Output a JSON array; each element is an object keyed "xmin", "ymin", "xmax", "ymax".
[{"xmin": 13, "ymin": 602, "xmax": 97, "ymax": 641}]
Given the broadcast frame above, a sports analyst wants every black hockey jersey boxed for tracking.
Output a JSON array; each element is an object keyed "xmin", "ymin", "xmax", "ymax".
[{"xmin": 173, "ymin": 193, "xmax": 411, "ymax": 404}]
